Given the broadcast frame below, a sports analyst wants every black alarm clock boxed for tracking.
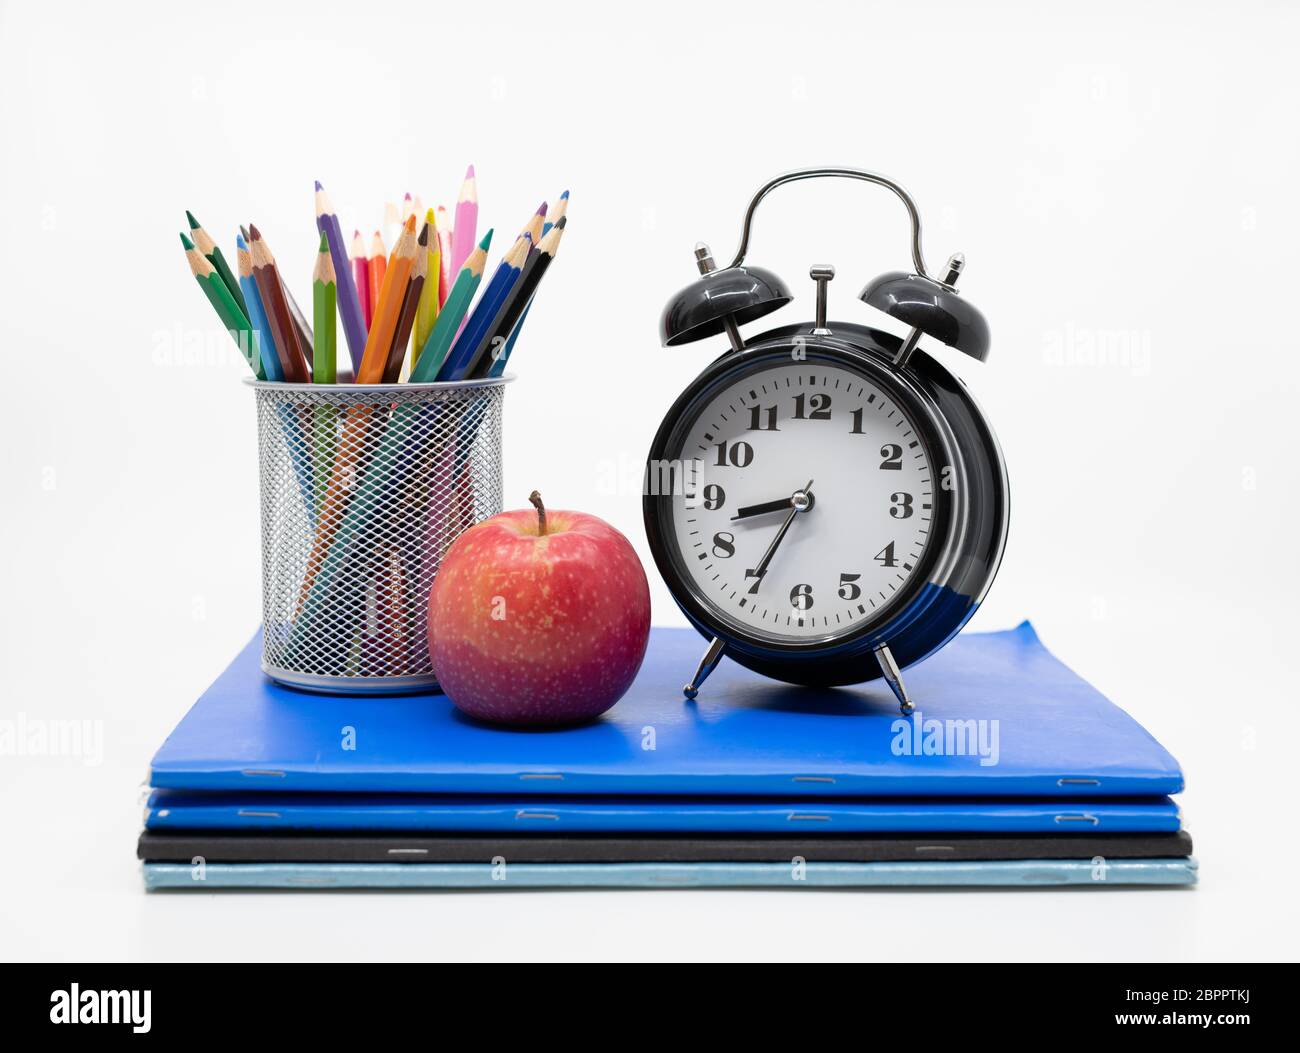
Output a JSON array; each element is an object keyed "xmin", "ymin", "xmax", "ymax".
[{"xmin": 643, "ymin": 166, "xmax": 1008, "ymax": 714}]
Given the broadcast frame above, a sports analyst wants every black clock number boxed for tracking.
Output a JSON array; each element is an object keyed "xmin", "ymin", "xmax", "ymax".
[
  {"xmin": 790, "ymin": 583, "xmax": 814, "ymax": 610},
  {"xmin": 744, "ymin": 568, "xmax": 764, "ymax": 594},
  {"xmin": 837, "ymin": 573, "xmax": 862, "ymax": 601},
  {"xmin": 792, "ymin": 393, "xmax": 831, "ymax": 420},
  {"xmin": 746, "ymin": 405, "xmax": 779, "ymax": 431},
  {"xmin": 879, "ymin": 444, "xmax": 903, "ymax": 470},
  {"xmin": 889, "ymin": 491, "xmax": 913, "ymax": 518},
  {"xmin": 713, "ymin": 441, "xmax": 754, "ymax": 468},
  {"xmin": 702, "ymin": 484, "xmax": 725, "ymax": 511},
  {"xmin": 712, "ymin": 531, "xmax": 735, "ymax": 558},
  {"xmin": 874, "ymin": 541, "xmax": 899, "ymax": 568}
]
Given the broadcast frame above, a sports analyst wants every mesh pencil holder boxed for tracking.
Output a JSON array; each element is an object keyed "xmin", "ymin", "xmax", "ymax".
[{"xmin": 250, "ymin": 377, "xmax": 510, "ymax": 694}]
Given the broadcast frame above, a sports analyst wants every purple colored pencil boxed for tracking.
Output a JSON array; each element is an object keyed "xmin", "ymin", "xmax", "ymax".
[{"xmin": 314, "ymin": 181, "xmax": 368, "ymax": 373}]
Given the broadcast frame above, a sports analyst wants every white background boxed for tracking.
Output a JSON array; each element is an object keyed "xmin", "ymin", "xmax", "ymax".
[{"xmin": 1, "ymin": 0, "xmax": 1297, "ymax": 962}]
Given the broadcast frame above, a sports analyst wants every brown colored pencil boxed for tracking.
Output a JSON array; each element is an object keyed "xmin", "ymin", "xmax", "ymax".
[
  {"xmin": 248, "ymin": 225, "xmax": 310, "ymax": 383},
  {"xmin": 383, "ymin": 223, "xmax": 428, "ymax": 383}
]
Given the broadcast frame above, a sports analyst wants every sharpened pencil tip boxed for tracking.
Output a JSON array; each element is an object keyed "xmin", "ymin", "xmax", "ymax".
[
  {"xmin": 236, "ymin": 233, "xmax": 247, "ymax": 250},
  {"xmin": 185, "ymin": 210, "xmax": 200, "ymax": 230},
  {"xmin": 180, "ymin": 232, "xmax": 195, "ymax": 250},
  {"xmin": 535, "ymin": 201, "xmax": 548, "ymax": 215},
  {"xmin": 479, "ymin": 229, "xmax": 494, "ymax": 251},
  {"xmin": 318, "ymin": 230, "xmax": 329, "ymax": 251},
  {"xmin": 560, "ymin": 190, "xmax": 570, "ymax": 200},
  {"xmin": 249, "ymin": 224, "xmax": 263, "ymax": 241},
  {"xmin": 314, "ymin": 180, "xmax": 323, "ymax": 191},
  {"xmin": 403, "ymin": 214, "xmax": 417, "ymax": 232},
  {"xmin": 465, "ymin": 164, "xmax": 475, "ymax": 179}
]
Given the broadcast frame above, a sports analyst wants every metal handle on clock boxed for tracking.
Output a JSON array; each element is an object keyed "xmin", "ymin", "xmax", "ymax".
[{"xmin": 727, "ymin": 166, "xmax": 930, "ymax": 277}]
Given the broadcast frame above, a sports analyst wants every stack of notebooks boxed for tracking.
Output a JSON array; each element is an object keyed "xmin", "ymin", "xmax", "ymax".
[{"xmin": 140, "ymin": 622, "xmax": 1195, "ymax": 890}]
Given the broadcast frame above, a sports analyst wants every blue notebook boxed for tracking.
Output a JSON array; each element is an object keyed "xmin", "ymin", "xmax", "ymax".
[
  {"xmin": 150, "ymin": 623, "xmax": 1184, "ymax": 797},
  {"xmin": 142, "ymin": 858, "xmax": 1198, "ymax": 890},
  {"xmin": 145, "ymin": 790, "xmax": 1183, "ymax": 834}
]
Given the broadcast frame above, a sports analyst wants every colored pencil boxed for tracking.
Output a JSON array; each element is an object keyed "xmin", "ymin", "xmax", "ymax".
[
  {"xmin": 410, "ymin": 230, "xmax": 492, "ymax": 383},
  {"xmin": 314, "ymin": 182, "xmax": 367, "ymax": 373},
  {"xmin": 478, "ymin": 215, "xmax": 567, "ymax": 378},
  {"xmin": 248, "ymin": 225, "xmax": 311, "ymax": 383},
  {"xmin": 435, "ymin": 205, "xmax": 454, "ymax": 306},
  {"xmin": 367, "ymin": 231, "xmax": 387, "ymax": 327},
  {"xmin": 382, "ymin": 222, "xmax": 427, "ymax": 383},
  {"xmin": 383, "ymin": 200, "xmax": 401, "ymax": 247},
  {"xmin": 241, "ymin": 223, "xmax": 314, "ymax": 365},
  {"xmin": 542, "ymin": 189, "xmax": 569, "ymax": 235},
  {"xmin": 450, "ymin": 164, "xmax": 478, "ymax": 276},
  {"xmin": 235, "ymin": 233, "xmax": 281, "ymax": 381},
  {"xmin": 503, "ymin": 191, "xmax": 569, "ymax": 372},
  {"xmin": 182, "ymin": 232, "xmax": 261, "ymax": 378},
  {"xmin": 402, "ymin": 191, "xmax": 415, "ymax": 225},
  {"xmin": 522, "ymin": 200, "xmax": 547, "ymax": 246},
  {"xmin": 411, "ymin": 207, "xmax": 441, "ymax": 370},
  {"xmin": 356, "ymin": 216, "xmax": 418, "ymax": 384},
  {"xmin": 312, "ymin": 230, "xmax": 337, "ymax": 384},
  {"xmin": 187, "ymin": 210, "xmax": 247, "ymax": 317},
  {"xmin": 350, "ymin": 230, "xmax": 371, "ymax": 328},
  {"xmin": 439, "ymin": 232, "xmax": 531, "ymax": 381}
]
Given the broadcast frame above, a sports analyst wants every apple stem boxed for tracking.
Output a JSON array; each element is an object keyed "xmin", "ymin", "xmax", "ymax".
[{"xmin": 528, "ymin": 490, "xmax": 547, "ymax": 536}]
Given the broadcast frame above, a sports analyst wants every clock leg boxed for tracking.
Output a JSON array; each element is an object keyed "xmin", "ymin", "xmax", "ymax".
[
  {"xmin": 683, "ymin": 637, "xmax": 726, "ymax": 701},
  {"xmin": 873, "ymin": 642, "xmax": 915, "ymax": 715}
]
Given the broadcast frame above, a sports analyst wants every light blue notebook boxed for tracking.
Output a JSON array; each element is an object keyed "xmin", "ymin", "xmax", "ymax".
[
  {"xmin": 143, "ymin": 858, "xmax": 1198, "ymax": 890},
  {"xmin": 151, "ymin": 624, "xmax": 1184, "ymax": 797},
  {"xmin": 144, "ymin": 790, "xmax": 1183, "ymax": 834}
]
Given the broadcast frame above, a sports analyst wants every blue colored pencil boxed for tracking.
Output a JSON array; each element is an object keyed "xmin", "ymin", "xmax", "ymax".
[
  {"xmin": 236, "ymin": 234, "xmax": 282, "ymax": 381},
  {"xmin": 434, "ymin": 233, "xmax": 531, "ymax": 381},
  {"xmin": 495, "ymin": 192, "xmax": 567, "ymax": 376}
]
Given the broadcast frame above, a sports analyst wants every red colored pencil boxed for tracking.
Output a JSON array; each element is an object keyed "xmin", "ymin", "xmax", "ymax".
[
  {"xmin": 367, "ymin": 231, "xmax": 387, "ymax": 324},
  {"xmin": 350, "ymin": 230, "xmax": 371, "ymax": 328}
]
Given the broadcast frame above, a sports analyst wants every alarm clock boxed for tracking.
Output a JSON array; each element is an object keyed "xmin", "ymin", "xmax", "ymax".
[{"xmin": 642, "ymin": 167, "xmax": 1008, "ymax": 714}]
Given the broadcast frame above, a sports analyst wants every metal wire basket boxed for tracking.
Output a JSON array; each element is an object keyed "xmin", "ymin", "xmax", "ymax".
[{"xmin": 251, "ymin": 377, "xmax": 510, "ymax": 694}]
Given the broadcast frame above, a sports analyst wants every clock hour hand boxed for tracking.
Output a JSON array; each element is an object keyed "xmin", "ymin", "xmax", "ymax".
[
  {"xmin": 745, "ymin": 480, "xmax": 814, "ymax": 591},
  {"xmin": 731, "ymin": 495, "xmax": 802, "ymax": 521}
]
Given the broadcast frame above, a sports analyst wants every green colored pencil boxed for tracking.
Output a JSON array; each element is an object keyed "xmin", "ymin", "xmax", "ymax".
[
  {"xmin": 181, "ymin": 232, "xmax": 263, "ymax": 379},
  {"xmin": 312, "ymin": 230, "xmax": 337, "ymax": 384},
  {"xmin": 310, "ymin": 231, "xmax": 338, "ymax": 510},
  {"xmin": 410, "ymin": 229, "xmax": 493, "ymax": 382},
  {"xmin": 187, "ymin": 210, "xmax": 247, "ymax": 316}
]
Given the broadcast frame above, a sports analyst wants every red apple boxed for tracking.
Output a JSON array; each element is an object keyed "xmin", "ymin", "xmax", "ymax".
[{"xmin": 428, "ymin": 491, "xmax": 651, "ymax": 726}]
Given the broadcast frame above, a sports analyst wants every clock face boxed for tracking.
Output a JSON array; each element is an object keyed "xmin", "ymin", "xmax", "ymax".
[{"xmin": 656, "ymin": 357, "xmax": 938, "ymax": 645}]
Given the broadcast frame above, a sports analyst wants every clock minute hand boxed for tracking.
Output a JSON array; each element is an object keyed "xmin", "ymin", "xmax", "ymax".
[{"xmin": 747, "ymin": 480, "xmax": 814, "ymax": 589}]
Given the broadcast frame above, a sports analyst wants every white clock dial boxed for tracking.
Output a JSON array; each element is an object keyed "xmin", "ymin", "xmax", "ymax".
[{"xmin": 666, "ymin": 361, "xmax": 935, "ymax": 642}]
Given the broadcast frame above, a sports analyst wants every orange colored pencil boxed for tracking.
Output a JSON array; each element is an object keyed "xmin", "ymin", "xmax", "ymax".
[
  {"xmin": 356, "ymin": 215, "xmax": 418, "ymax": 383},
  {"xmin": 367, "ymin": 231, "xmax": 387, "ymax": 326}
]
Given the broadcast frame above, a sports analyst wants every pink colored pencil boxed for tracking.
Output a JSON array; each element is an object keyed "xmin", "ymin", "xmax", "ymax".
[
  {"xmin": 450, "ymin": 164, "xmax": 478, "ymax": 276},
  {"xmin": 436, "ymin": 205, "xmax": 454, "ymax": 305}
]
